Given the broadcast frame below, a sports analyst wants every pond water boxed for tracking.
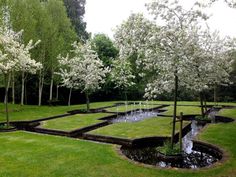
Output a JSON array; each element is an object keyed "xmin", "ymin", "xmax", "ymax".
[
  {"xmin": 121, "ymin": 120, "xmax": 221, "ymax": 168},
  {"xmin": 111, "ymin": 110, "xmax": 158, "ymax": 123}
]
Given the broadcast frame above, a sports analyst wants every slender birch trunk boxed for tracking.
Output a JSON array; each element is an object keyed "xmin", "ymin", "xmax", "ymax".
[
  {"xmin": 200, "ymin": 92, "xmax": 204, "ymax": 117},
  {"xmin": 21, "ymin": 72, "xmax": 25, "ymax": 105},
  {"xmin": 56, "ymin": 85, "xmax": 59, "ymax": 100},
  {"xmin": 85, "ymin": 92, "xmax": 90, "ymax": 112},
  {"xmin": 203, "ymin": 93, "xmax": 207, "ymax": 112},
  {"xmin": 49, "ymin": 72, "xmax": 54, "ymax": 101},
  {"xmin": 124, "ymin": 90, "xmax": 128, "ymax": 103},
  {"xmin": 68, "ymin": 87, "xmax": 72, "ymax": 106},
  {"xmin": 4, "ymin": 74, "xmax": 11, "ymax": 104},
  {"xmin": 38, "ymin": 70, "xmax": 44, "ymax": 106},
  {"xmin": 12, "ymin": 72, "xmax": 15, "ymax": 104},
  {"xmin": 4, "ymin": 73, "xmax": 11, "ymax": 128},
  {"xmin": 171, "ymin": 74, "xmax": 178, "ymax": 148},
  {"xmin": 214, "ymin": 85, "xmax": 217, "ymax": 106},
  {"xmin": 25, "ymin": 81, "xmax": 27, "ymax": 105}
]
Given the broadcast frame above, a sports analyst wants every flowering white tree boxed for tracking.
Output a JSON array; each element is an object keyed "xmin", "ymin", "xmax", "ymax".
[
  {"xmin": 114, "ymin": 13, "xmax": 155, "ymax": 63},
  {"xmin": 115, "ymin": 0, "xmax": 210, "ymax": 148},
  {"xmin": 184, "ymin": 29, "xmax": 235, "ymax": 112},
  {"xmin": 57, "ymin": 54, "xmax": 77, "ymax": 106},
  {"xmin": 16, "ymin": 40, "xmax": 42, "ymax": 105},
  {"xmin": 57, "ymin": 41, "xmax": 109, "ymax": 111},
  {"xmin": 110, "ymin": 58, "xmax": 135, "ymax": 101},
  {"xmin": 0, "ymin": 7, "xmax": 42, "ymax": 126}
]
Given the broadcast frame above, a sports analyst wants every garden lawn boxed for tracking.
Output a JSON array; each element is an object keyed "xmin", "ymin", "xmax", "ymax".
[
  {"xmin": 41, "ymin": 113, "xmax": 114, "ymax": 131},
  {"xmin": 0, "ymin": 125, "xmax": 236, "ymax": 177},
  {"xmin": 88, "ymin": 116, "xmax": 190, "ymax": 139},
  {"xmin": 105, "ymin": 103, "xmax": 159, "ymax": 112},
  {"xmin": 0, "ymin": 101, "xmax": 119, "ymax": 123},
  {"xmin": 218, "ymin": 108, "xmax": 236, "ymax": 119},
  {"xmin": 0, "ymin": 105, "xmax": 236, "ymax": 176},
  {"xmin": 1, "ymin": 101, "xmax": 235, "ymax": 123},
  {"xmin": 197, "ymin": 119, "xmax": 236, "ymax": 176},
  {"xmin": 151, "ymin": 101, "xmax": 236, "ymax": 106},
  {"xmin": 161, "ymin": 105, "xmax": 202, "ymax": 116}
]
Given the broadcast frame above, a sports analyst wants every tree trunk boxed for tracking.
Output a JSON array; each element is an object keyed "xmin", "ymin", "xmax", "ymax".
[
  {"xmin": 49, "ymin": 73, "xmax": 54, "ymax": 101},
  {"xmin": 56, "ymin": 85, "xmax": 59, "ymax": 100},
  {"xmin": 204, "ymin": 93, "xmax": 207, "ymax": 112},
  {"xmin": 21, "ymin": 72, "xmax": 25, "ymax": 105},
  {"xmin": 214, "ymin": 85, "xmax": 217, "ymax": 106},
  {"xmin": 38, "ymin": 71, "xmax": 44, "ymax": 106},
  {"xmin": 86, "ymin": 92, "xmax": 90, "ymax": 112},
  {"xmin": 171, "ymin": 75, "xmax": 178, "ymax": 148},
  {"xmin": 200, "ymin": 92, "xmax": 204, "ymax": 117},
  {"xmin": 4, "ymin": 74, "xmax": 11, "ymax": 104},
  {"xmin": 124, "ymin": 90, "xmax": 128, "ymax": 102},
  {"xmin": 4, "ymin": 74, "xmax": 10, "ymax": 128},
  {"xmin": 25, "ymin": 81, "xmax": 27, "ymax": 105},
  {"xmin": 12, "ymin": 72, "xmax": 15, "ymax": 104},
  {"xmin": 68, "ymin": 87, "xmax": 72, "ymax": 106}
]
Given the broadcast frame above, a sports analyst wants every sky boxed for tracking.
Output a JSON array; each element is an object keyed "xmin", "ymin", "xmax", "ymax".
[{"xmin": 84, "ymin": 0, "xmax": 236, "ymax": 39}]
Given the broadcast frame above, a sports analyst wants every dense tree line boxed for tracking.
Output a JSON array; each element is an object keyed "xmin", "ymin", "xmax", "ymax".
[{"xmin": 0, "ymin": 0, "xmax": 236, "ymax": 109}]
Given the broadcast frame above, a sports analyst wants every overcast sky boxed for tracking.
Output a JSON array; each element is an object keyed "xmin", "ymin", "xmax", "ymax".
[{"xmin": 84, "ymin": 0, "xmax": 236, "ymax": 39}]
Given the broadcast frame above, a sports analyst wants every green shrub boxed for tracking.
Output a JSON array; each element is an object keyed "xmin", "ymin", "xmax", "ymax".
[{"xmin": 156, "ymin": 141, "xmax": 180, "ymax": 155}]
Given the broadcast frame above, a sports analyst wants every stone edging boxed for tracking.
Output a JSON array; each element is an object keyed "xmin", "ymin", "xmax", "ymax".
[{"xmin": 115, "ymin": 139, "xmax": 230, "ymax": 171}]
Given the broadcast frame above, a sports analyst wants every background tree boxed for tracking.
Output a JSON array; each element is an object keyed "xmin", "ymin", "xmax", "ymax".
[
  {"xmin": 114, "ymin": 13, "xmax": 156, "ymax": 99},
  {"xmin": 91, "ymin": 33, "xmax": 118, "ymax": 66},
  {"xmin": 63, "ymin": 0, "xmax": 89, "ymax": 41},
  {"xmin": 0, "ymin": 7, "xmax": 42, "ymax": 126},
  {"xmin": 45, "ymin": 0, "xmax": 77, "ymax": 103},
  {"xmin": 7, "ymin": 0, "xmax": 77, "ymax": 105},
  {"xmin": 17, "ymin": 40, "xmax": 42, "ymax": 105}
]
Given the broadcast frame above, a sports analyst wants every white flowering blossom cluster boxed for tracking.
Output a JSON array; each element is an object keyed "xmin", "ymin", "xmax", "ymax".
[
  {"xmin": 0, "ymin": 8, "xmax": 42, "ymax": 75},
  {"xmin": 208, "ymin": 0, "xmax": 236, "ymax": 8},
  {"xmin": 114, "ymin": 0, "xmax": 235, "ymax": 100},
  {"xmin": 57, "ymin": 41, "xmax": 109, "ymax": 94},
  {"xmin": 0, "ymin": 7, "xmax": 42, "ymax": 123},
  {"xmin": 110, "ymin": 58, "xmax": 135, "ymax": 90},
  {"xmin": 184, "ymin": 29, "xmax": 235, "ymax": 93},
  {"xmin": 114, "ymin": 13, "xmax": 157, "ymax": 73}
]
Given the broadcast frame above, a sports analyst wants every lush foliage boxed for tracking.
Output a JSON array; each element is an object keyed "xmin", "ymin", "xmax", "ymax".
[{"xmin": 157, "ymin": 141, "xmax": 181, "ymax": 155}]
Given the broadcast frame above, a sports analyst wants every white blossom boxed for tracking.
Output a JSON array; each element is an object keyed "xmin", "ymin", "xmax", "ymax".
[
  {"xmin": 57, "ymin": 40, "xmax": 109, "ymax": 94},
  {"xmin": 110, "ymin": 58, "xmax": 135, "ymax": 90},
  {"xmin": 0, "ymin": 7, "xmax": 42, "ymax": 75}
]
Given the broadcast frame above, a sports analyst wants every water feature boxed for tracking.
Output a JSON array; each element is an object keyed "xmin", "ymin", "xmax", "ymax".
[
  {"xmin": 182, "ymin": 120, "xmax": 204, "ymax": 153},
  {"xmin": 111, "ymin": 110, "xmax": 158, "ymax": 123},
  {"xmin": 207, "ymin": 108, "xmax": 218, "ymax": 123},
  {"xmin": 121, "ymin": 120, "xmax": 222, "ymax": 168}
]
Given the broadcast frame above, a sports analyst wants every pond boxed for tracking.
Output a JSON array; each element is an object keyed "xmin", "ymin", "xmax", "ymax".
[
  {"xmin": 121, "ymin": 120, "xmax": 222, "ymax": 169},
  {"xmin": 110, "ymin": 110, "xmax": 158, "ymax": 123}
]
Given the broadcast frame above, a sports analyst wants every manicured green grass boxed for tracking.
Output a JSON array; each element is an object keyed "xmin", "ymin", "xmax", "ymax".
[
  {"xmin": 197, "ymin": 121, "xmax": 236, "ymax": 177},
  {"xmin": 41, "ymin": 113, "xmax": 114, "ymax": 131},
  {"xmin": 0, "ymin": 101, "xmax": 119, "ymax": 123},
  {"xmin": 161, "ymin": 105, "xmax": 202, "ymax": 116},
  {"xmin": 151, "ymin": 101, "xmax": 236, "ymax": 106},
  {"xmin": 1, "ymin": 101, "xmax": 235, "ymax": 123},
  {"xmin": 89, "ymin": 116, "xmax": 190, "ymax": 139},
  {"xmin": 0, "ymin": 128, "xmax": 236, "ymax": 177},
  {"xmin": 0, "ymin": 104, "xmax": 236, "ymax": 177},
  {"xmin": 105, "ymin": 103, "xmax": 158, "ymax": 112},
  {"xmin": 218, "ymin": 108, "xmax": 236, "ymax": 119}
]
